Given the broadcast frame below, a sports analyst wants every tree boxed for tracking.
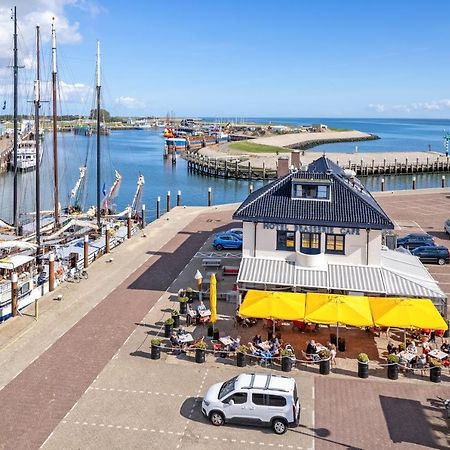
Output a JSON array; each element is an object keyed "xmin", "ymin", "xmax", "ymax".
[{"xmin": 89, "ymin": 108, "xmax": 111, "ymax": 122}]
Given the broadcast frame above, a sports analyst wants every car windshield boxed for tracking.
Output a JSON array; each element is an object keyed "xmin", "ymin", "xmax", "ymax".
[{"xmin": 218, "ymin": 376, "xmax": 237, "ymax": 400}]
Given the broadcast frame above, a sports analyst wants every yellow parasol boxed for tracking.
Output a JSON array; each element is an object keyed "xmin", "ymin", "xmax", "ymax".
[{"xmin": 210, "ymin": 273, "xmax": 217, "ymax": 323}]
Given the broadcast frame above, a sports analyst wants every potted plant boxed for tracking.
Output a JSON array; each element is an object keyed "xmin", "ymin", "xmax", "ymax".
[
  {"xmin": 281, "ymin": 348, "xmax": 294, "ymax": 372},
  {"xmin": 179, "ymin": 296, "xmax": 188, "ymax": 314},
  {"xmin": 387, "ymin": 354, "xmax": 399, "ymax": 380},
  {"xmin": 207, "ymin": 324, "xmax": 214, "ymax": 338},
  {"xmin": 319, "ymin": 349, "xmax": 331, "ymax": 375},
  {"xmin": 357, "ymin": 353, "xmax": 369, "ymax": 379},
  {"xmin": 236, "ymin": 345, "xmax": 248, "ymax": 367},
  {"xmin": 171, "ymin": 309, "xmax": 180, "ymax": 328},
  {"xmin": 429, "ymin": 357, "xmax": 442, "ymax": 383},
  {"xmin": 164, "ymin": 317, "xmax": 174, "ymax": 337},
  {"xmin": 213, "ymin": 328, "xmax": 220, "ymax": 340},
  {"xmin": 151, "ymin": 338, "xmax": 161, "ymax": 360},
  {"xmin": 186, "ymin": 287, "xmax": 194, "ymax": 303},
  {"xmin": 194, "ymin": 340, "xmax": 207, "ymax": 363}
]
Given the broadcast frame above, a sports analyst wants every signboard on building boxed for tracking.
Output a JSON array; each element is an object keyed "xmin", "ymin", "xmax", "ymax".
[{"xmin": 262, "ymin": 222, "xmax": 361, "ymax": 235}]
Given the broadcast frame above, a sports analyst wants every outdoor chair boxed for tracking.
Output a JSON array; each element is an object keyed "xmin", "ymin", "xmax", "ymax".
[
  {"xmin": 211, "ymin": 340, "xmax": 224, "ymax": 356},
  {"xmin": 235, "ymin": 315, "xmax": 250, "ymax": 328}
]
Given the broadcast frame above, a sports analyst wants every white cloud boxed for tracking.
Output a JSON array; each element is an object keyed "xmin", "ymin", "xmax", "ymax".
[
  {"xmin": 58, "ymin": 80, "xmax": 92, "ymax": 103},
  {"xmin": 114, "ymin": 96, "xmax": 145, "ymax": 109},
  {"xmin": 368, "ymin": 99, "xmax": 450, "ymax": 114}
]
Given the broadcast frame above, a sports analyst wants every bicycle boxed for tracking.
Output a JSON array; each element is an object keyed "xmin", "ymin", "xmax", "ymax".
[{"xmin": 65, "ymin": 267, "xmax": 88, "ymax": 283}]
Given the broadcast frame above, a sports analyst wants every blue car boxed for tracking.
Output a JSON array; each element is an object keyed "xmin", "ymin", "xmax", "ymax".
[
  {"xmin": 213, "ymin": 233, "xmax": 243, "ymax": 251},
  {"xmin": 411, "ymin": 245, "xmax": 450, "ymax": 265},
  {"xmin": 397, "ymin": 233, "xmax": 434, "ymax": 250}
]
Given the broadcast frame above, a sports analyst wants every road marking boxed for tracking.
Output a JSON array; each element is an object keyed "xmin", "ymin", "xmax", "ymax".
[{"xmin": 88, "ymin": 386, "xmax": 186, "ymax": 397}]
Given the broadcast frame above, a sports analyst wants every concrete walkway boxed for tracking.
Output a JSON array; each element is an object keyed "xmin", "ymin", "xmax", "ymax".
[{"xmin": 0, "ymin": 204, "xmax": 237, "ymax": 449}]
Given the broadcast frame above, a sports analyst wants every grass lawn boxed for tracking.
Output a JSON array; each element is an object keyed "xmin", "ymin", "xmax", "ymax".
[{"xmin": 230, "ymin": 140, "xmax": 286, "ymax": 153}]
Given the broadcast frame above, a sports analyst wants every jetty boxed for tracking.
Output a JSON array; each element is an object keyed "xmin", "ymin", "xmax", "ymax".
[{"xmin": 0, "ymin": 135, "xmax": 13, "ymax": 173}]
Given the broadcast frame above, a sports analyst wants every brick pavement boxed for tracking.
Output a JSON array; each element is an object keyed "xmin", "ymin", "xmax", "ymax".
[
  {"xmin": 0, "ymin": 210, "xmax": 236, "ymax": 450},
  {"xmin": 315, "ymin": 377, "xmax": 449, "ymax": 450}
]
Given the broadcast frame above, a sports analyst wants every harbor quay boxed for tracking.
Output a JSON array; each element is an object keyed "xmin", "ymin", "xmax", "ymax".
[{"xmin": 0, "ymin": 187, "xmax": 448, "ymax": 449}]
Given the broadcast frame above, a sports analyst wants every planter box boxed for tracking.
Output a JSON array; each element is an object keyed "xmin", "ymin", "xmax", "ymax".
[
  {"xmin": 213, "ymin": 330, "xmax": 220, "ymax": 340},
  {"xmin": 172, "ymin": 314, "xmax": 180, "ymax": 328},
  {"xmin": 281, "ymin": 356, "xmax": 293, "ymax": 372},
  {"xmin": 164, "ymin": 323, "xmax": 173, "ymax": 338},
  {"xmin": 179, "ymin": 302, "xmax": 187, "ymax": 315},
  {"xmin": 319, "ymin": 359, "xmax": 330, "ymax": 375},
  {"xmin": 430, "ymin": 365, "xmax": 441, "ymax": 383},
  {"xmin": 358, "ymin": 361, "xmax": 369, "ymax": 379},
  {"xmin": 387, "ymin": 363, "xmax": 398, "ymax": 380},
  {"xmin": 151, "ymin": 344, "xmax": 160, "ymax": 360},
  {"xmin": 195, "ymin": 348, "xmax": 206, "ymax": 363},
  {"xmin": 236, "ymin": 352, "xmax": 247, "ymax": 367},
  {"xmin": 207, "ymin": 327, "xmax": 214, "ymax": 338}
]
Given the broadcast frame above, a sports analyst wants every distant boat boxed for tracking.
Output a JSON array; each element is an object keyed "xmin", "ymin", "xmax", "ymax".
[
  {"xmin": 14, "ymin": 139, "xmax": 40, "ymax": 172},
  {"xmin": 134, "ymin": 119, "xmax": 152, "ymax": 130},
  {"xmin": 74, "ymin": 124, "xmax": 92, "ymax": 136}
]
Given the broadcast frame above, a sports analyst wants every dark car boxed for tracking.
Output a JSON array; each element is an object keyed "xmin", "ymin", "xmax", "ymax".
[
  {"xmin": 397, "ymin": 233, "xmax": 434, "ymax": 250},
  {"xmin": 411, "ymin": 245, "xmax": 450, "ymax": 265}
]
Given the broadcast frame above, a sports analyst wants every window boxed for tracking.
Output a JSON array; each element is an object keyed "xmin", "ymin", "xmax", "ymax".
[
  {"xmin": 267, "ymin": 395, "xmax": 287, "ymax": 407},
  {"xmin": 277, "ymin": 230, "xmax": 296, "ymax": 251},
  {"xmin": 325, "ymin": 234, "xmax": 345, "ymax": 255},
  {"xmin": 300, "ymin": 233, "xmax": 321, "ymax": 255},
  {"xmin": 224, "ymin": 392, "xmax": 247, "ymax": 404},
  {"xmin": 251, "ymin": 393, "xmax": 265, "ymax": 405},
  {"xmin": 292, "ymin": 183, "xmax": 330, "ymax": 200}
]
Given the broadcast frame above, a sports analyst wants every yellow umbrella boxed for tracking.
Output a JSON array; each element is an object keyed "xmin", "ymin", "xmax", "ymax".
[
  {"xmin": 209, "ymin": 273, "xmax": 217, "ymax": 324},
  {"xmin": 305, "ymin": 293, "xmax": 373, "ymax": 327},
  {"xmin": 369, "ymin": 297, "xmax": 448, "ymax": 330},
  {"xmin": 238, "ymin": 290, "xmax": 306, "ymax": 321}
]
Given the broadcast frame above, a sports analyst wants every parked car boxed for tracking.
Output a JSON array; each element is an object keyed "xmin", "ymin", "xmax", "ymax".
[
  {"xmin": 213, "ymin": 233, "xmax": 242, "ymax": 251},
  {"xmin": 445, "ymin": 219, "xmax": 450, "ymax": 235},
  {"xmin": 396, "ymin": 233, "xmax": 434, "ymax": 250},
  {"xmin": 202, "ymin": 373, "xmax": 301, "ymax": 434},
  {"xmin": 215, "ymin": 229, "xmax": 243, "ymax": 240},
  {"xmin": 411, "ymin": 245, "xmax": 450, "ymax": 265}
]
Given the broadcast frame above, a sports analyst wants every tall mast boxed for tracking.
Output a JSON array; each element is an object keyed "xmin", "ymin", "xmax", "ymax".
[
  {"xmin": 51, "ymin": 18, "xmax": 59, "ymax": 227},
  {"xmin": 12, "ymin": 7, "xmax": 18, "ymax": 231},
  {"xmin": 96, "ymin": 40, "xmax": 101, "ymax": 229},
  {"xmin": 34, "ymin": 26, "xmax": 41, "ymax": 252}
]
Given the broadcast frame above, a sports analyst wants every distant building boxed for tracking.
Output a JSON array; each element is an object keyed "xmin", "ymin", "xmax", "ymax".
[
  {"xmin": 310, "ymin": 123, "xmax": 328, "ymax": 132},
  {"xmin": 233, "ymin": 156, "xmax": 446, "ymax": 313}
]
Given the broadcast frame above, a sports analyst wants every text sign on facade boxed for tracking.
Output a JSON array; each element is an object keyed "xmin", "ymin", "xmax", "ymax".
[{"xmin": 262, "ymin": 222, "xmax": 360, "ymax": 235}]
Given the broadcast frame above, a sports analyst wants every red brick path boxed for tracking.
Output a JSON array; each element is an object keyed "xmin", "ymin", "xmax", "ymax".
[{"xmin": 0, "ymin": 211, "xmax": 234, "ymax": 449}]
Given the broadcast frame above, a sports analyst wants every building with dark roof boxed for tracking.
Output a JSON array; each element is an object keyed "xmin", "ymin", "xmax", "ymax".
[{"xmin": 233, "ymin": 156, "xmax": 445, "ymax": 311}]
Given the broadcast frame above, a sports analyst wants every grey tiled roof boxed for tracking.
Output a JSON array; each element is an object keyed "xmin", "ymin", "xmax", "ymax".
[{"xmin": 233, "ymin": 156, "xmax": 394, "ymax": 229}]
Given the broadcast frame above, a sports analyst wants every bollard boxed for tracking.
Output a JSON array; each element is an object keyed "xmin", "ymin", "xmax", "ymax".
[
  {"xmin": 141, "ymin": 204, "xmax": 146, "ymax": 228},
  {"xmin": 177, "ymin": 190, "xmax": 181, "ymax": 206},
  {"xmin": 105, "ymin": 224, "xmax": 110, "ymax": 254},
  {"xmin": 49, "ymin": 253, "xmax": 55, "ymax": 292},
  {"xmin": 156, "ymin": 196, "xmax": 161, "ymax": 219},
  {"xmin": 11, "ymin": 272, "xmax": 18, "ymax": 317},
  {"xmin": 442, "ymin": 175, "xmax": 446, "ymax": 188},
  {"xmin": 412, "ymin": 176, "xmax": 416, "ymax": 190},
  {"xmin": 166, "ymin": 190, "xmax": 171, "ymax": 212},
  {"xmin": 127, "ymin": 211, "xmax": 132, "ymax": 239},
  {"xmin": 84, "ymin": 234, "xmax": 89, "ymax": 269},
  {"xmin": 381, "ymin": 178, "xmax": 385, "ymax": 192},
  {"xmin": 208, "ymin": 187, "xmax": 212, "ymax": 207},
  {"xmin": 249, "ymin": 184, "xmax": 254, "ymax": 194}
]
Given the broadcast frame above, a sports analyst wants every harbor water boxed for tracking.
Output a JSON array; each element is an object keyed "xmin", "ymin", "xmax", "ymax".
[{"xmin": 1, "ymin": 119, "xmax": 450, "ymax": 224}]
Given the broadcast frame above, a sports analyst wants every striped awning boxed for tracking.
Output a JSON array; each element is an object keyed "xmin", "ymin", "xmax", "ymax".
[{"xmin": 237, "ymin": 256, "xmax": 445, "ymax": 299}]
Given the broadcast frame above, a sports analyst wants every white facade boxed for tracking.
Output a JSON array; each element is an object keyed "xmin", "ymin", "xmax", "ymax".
[{"xmin": 242, "ymin": 221, "xmax": 382, "ymax": 268}]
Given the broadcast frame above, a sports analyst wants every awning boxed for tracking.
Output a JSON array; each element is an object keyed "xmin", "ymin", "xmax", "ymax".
[
  {"xmin": 239, "ymin": 290, "xmax": 305, "ymax": 321},
  {"xmin": 305, "ymin": 293, "xmax": 373, "ymax": 327},
  {"xmin": 0, "ymin": 254, "xmax": 34, "ymax": 270},
  {"xmin": 237, "ymin": 255, "xmax": 445, "ymax": 299},
  {"xmin": 369, "ymin": 297, "xmax": 448, "ymax": 330}
]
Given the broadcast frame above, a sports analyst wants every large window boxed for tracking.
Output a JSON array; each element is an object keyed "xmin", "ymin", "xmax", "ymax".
[
  {"xmin": 293, "ymin": 183, "xmax": 330, "ymax": 200},
  {"xmin": 277, "ymin": 230, "xmax": 296, "ymax": 251},
  {"xmin": 300, "ymin": 232, "xmax": 321, "ymax": 254},
  {"xmin": 325, "ymin": 234, "xmax": 345, "ymax": 255}
]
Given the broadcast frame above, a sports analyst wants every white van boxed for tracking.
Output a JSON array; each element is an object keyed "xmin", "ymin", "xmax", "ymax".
[{"xmin": 201, "ymin": 373, "xmax": 300, "ymax": 434}]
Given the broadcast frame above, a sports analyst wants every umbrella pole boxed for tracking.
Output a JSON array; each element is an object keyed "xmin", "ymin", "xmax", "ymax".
[{"xmin": 336, "ymin": 323, "xmax": 339, "ymax": 352}]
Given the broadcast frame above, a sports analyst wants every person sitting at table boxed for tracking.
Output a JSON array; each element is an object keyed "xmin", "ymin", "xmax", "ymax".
[
  {"xmin": 407, "ymin": 341, "xmax": 418, "ymax": 354},
  {"xmin": 197, "ymin": 300, "xmax": 206, "ymax": 312},
  {"xmin": 306, "ymin": 340, "xmax": 320, "ymax": 361},
  {"xmin": 422, "ymin": 338, "xmax": 432, "ymax": 354},
  {"xmin": 414, "ymin": 353, "xmax": 427, "ymax": 376},
  {"xmin": 387, "ymin": 341, "xmax": 396, "ymax": 355},
  {"xmin": 269, "ymin": 339, "xmax": 280, "ymax": 356},
  {"xmin": 398, "ymin": 352, "xmax": 409, "ymax": 372},
  {"xmin": 226, "ymin": 336, "xmax": 241, "ymax": 353},
  {"xmin": 252, "ymin": 334, "xmax": 262, "ymax": 346},
  {"xmin": 441, "ymin": 339, "xmax": 450, "ymax": 354}
]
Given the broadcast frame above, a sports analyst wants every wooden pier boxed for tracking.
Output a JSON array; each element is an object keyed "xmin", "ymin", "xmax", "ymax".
[
  {"xmin": 185, "ymin": 151, "xmax": 277, "ymax": 179},
  {"xmin": 184, "ymin": 151, "xmax": 450, "ymax": 180}
]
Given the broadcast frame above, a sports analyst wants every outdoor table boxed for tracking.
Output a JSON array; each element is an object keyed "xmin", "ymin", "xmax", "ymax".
[
  {"xmin": 178, "ymin": 333, "xmax": 194, "ymax": 344},
  {"xmin": 428, "ymin": 349, "xmax": 448, "ymax": 360},
  {"xmin": 198, "ymin": 309, "xmax": 211, "ymax": 317},
  {"xmin": 399, "ymin": 351, "xmax": 416, "ymax": 362},
  {"xmin": 219, "ymin": 336, "xmax": 234, "ymax": 346}
]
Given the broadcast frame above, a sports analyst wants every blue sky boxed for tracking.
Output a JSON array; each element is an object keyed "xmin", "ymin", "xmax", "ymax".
[{"xmin": 2, "ymin": 0, "xmax": 450, "ymax": 118}]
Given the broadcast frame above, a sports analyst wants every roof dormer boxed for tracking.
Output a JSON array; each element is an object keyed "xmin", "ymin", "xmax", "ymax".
[{"xmin": 291, "ymin": 179, "xmax": 331, "ymax": 201}]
